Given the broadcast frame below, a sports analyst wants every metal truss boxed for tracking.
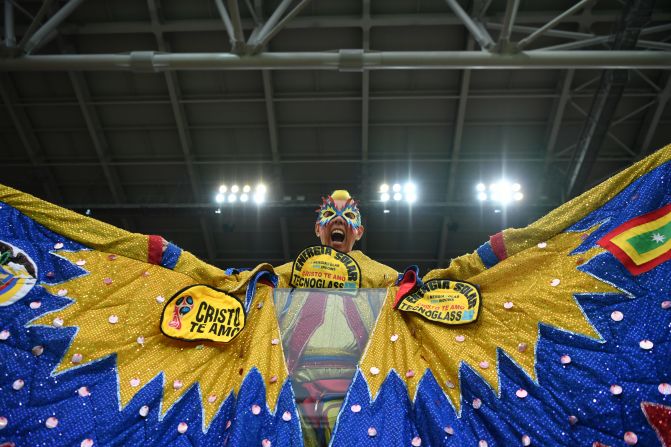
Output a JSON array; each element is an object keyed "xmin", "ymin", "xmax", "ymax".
[{"xmin": 0, "ymin": 1, "xmax": 668, "ymax": 70}]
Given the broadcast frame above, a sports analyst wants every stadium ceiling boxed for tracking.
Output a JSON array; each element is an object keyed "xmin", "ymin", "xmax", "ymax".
[{"xmin": 1, "ymin": 0, "xmax": 670, "ymax": 274}]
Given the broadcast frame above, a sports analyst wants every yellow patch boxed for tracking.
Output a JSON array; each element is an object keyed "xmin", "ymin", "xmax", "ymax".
[
  {"xmin": 291, "ymin": 245, "xmax": 361, "ymax": 289},
  {"xmin": 35, "ymin": 250, "xmax": 287, "ymax": 426},
  {"xmin": 396, "ymin": 280, "xmax": 480, "ymax": 325},
  {"xmin": 160, "ymin": 285, "xmax": 245, "ymax": 343}
]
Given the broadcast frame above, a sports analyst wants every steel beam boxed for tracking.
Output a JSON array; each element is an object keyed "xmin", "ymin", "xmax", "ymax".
[
  {"xmin": 9, "ymin": 88, "xmax": 659, "ymax": 108},
  {"xmin": 67, "ymin": 70, "xmax": 126, "ymax": 203},
  {"xmin": 17, "ymin": 0, "xmax": 56, "ymax": 52},
  {"xmin": 359, "ymin": 0, "xmax": 371, "ymax": 253},
  {"xmin": 213, "ymin": 0, "xmax": 241, "ymax": 51},
  {"xmin": 4, "ymin": 0, "xmax": 16, "ymax": 47},
  {"xmin": 251, "ymin": 0, "xmax": 313, "ymax": 52},
  {"xmin": 565, "ymin": 0, "xmax": 654, "ymax": 198},
  {"xmin": 437, "ymin": 36, "xmax": 474, "ymax": 268},
  {"xmin": 147, "ymin": 0, "xmax": 215, "ymax": 261},
  {"xmin": 46, "ymin": 11, "xmax": 671, "ymax": 36},
  {"xmin": 443, "ymin": 0, "xmax": 494, "ymax": 50},
  {"xmin": 23, "ymin": 0, "xmax": 87, "ymax": 54},
  {"xmin": 497, "ymin": 0, "xmax": 520, "ymax": 51},
  {"xmin": 0, "ymin": 50, "xmax": 669, "ymax": 71},
  {"xmin": 635, "ymin": 73, "xmax": 671, "ymax": 159},
  {"xmin": 516, "ymin": 0, "xmax": 596, "ymax": 50},
  {"xmin": 533, "ymin": 22, "xmax": 671, "ymax": 51},
  {"xmin": 0, "ymin": 73, "xmax": 62, "ymax": 202},
  {"xmin": 3, "ymin": 156, "xmax": 639, "ymax": 169},
  {"xmin": 225, "ymin": 0, "xmax": 246, "ymax": 53}
]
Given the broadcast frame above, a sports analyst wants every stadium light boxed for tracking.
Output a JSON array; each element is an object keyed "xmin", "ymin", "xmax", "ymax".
[{"xmin": 477, "ymin": 180, "xmax": 524, "ymax": 205}]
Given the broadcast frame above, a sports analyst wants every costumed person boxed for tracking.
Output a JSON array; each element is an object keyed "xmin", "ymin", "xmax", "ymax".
[
  {"xmin": 1, "ymin": 145, "xmax": 671, "ymax": 447},
  {"xmin": 270, "ymin": 190, "xmax": 398, "ymax": 446}
]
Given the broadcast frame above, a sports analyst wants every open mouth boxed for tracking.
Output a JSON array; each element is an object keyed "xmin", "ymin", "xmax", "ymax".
[{"xmin": 331, "ymin": 229, "xmax": 345, "ymax": 243}]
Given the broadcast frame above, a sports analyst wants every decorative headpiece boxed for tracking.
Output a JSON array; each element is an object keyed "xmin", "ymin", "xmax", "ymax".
[{"xmin": 316, "ymin": 190, "xmax": 362, "ymax": 230}]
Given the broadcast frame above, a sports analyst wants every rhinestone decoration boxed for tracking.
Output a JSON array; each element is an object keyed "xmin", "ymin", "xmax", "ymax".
[
  {"xmin": 368, "ymin": 427, "xmax": 377, "ymax": 437},
  {"xmin": 139, "ymin": 406, "xmax": 149, "ymax": 417},
  {"xmin": 45, "ymin": 416, "xmax": 58, "ymax": 429},
  {"xmin": 639, "ymin": 339, "xmax": 653, "ymax": 350},
  {"xmin": 78, "ymin": 386, "xmax": 90, "ymax": 397},
  {"xmin": 624, "ymin": 431, "xmax": 638, "ymax": 445},
  {"xmin": 282, "ymin": 411, "xmax": 292, "ymax": 421},
  {"xmin": 611, "ymin": 311, "xmax": 624, "ymax": 321},
  {"xmin": 177, "ymin": 422, "xmax": 188, "ymax": 434}
]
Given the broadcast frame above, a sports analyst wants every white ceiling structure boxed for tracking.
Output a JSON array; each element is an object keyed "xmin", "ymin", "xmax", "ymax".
[{"xmin": 1, "ymin": 0, "xmax": 670, "ymax": 273}]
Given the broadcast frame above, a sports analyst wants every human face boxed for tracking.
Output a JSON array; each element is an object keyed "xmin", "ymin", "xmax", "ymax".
[{"xmin": 315, "ymin": 199, "xmax": 364, "ymax": 253}]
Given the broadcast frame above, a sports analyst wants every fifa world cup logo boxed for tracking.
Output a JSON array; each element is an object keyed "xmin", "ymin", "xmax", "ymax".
[{"xmin": 168, "ymin": 295, "xmax": 193, "ymax": 330}]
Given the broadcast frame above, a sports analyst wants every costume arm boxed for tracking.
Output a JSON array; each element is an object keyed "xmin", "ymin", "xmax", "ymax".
[{"xmin": 0, "ymin": 183, "xmax": 261, "ymax": 289}]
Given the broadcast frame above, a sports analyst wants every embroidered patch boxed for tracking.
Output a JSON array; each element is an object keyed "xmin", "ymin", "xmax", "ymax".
[
  {"xmin": 598, "ymin": 203, "xmax": 671, "ymax": 275},
  {"xmin": 395, "ymin": 279, "xmax": 480, "ymax": 325},
  {"xmin": 160, "ymin": 285, "xmax": 245, "ymax": 343},
  {"xmin": 0, "ymin": 240, "xmax": 38, "ymax": 306},
  {"xmin": 290, "ymin": 245, "xmax": 361, "ymax": 289}
]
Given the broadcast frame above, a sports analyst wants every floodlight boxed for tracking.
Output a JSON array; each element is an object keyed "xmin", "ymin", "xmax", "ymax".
[
  {"xmin": 219, "ymin": 185, "xmax": 228, "ymax": 193},
  {"xmin": 256, "ymin": 184, "xmax": 267, "ymax": 194},
  {"xmin": 253, "ymin": 193, "xmax": 265, "ymax": 204},
  {"xmin": 240, "ymin": 194, "xmax": 249, "ymax": 202},
  {"xmin": 406, "ymin": 193, "xmax": 417, "ymax": 204},
  {"xmin": 380, "ymin": 183, "xmax": 389, "ymax": 193},
  {"xmin": 228, "ymin": 193, "xmax": 237, "ymax": 203},
  {"xmin": 380, "ymin": 192, "xmax": 390, "ymax": 202},
  {"xmin": 392, "ymin": 183, "xmax": 401, "ymax": 193},
  {"xmin": 477, "ymin": 192, "xmax": 487, "ymax": 201},
  {"xmin": 243, "ymin": 185, "xmax": 251, "ymax": 193},
  {"xmin": 404, "ymin": 182, "xmax": 416, "ymax": 193},
  {"xmin": 231, "ymin": 185, "xmax": 240, "ymax": 193},
  {"xmin": 512, "ymin": 183, "xmax": 521, "ymax": 192},
  {"xmin": 393, "ymin": 192, "xmax": 402, "ymax": 201},
  {"xmin": 514, "ymin": 192, "xmax": 524, "ymax": 201},
  {"xmin": 215, "ymin": 193, "xmax": 225, "ymax": 204},
  {"xmin": 476, "ymin": 183, "xmax": 486, "ymax": 192}
]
